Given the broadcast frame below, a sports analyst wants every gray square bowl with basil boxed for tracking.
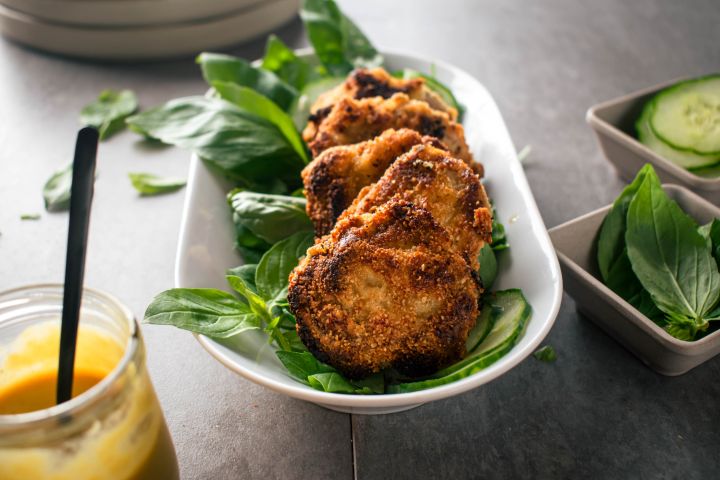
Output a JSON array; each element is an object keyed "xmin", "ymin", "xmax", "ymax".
[
  {"xmin": 549, "ymin": 184, "xmax": 720, "ymax": 375},
  {"xmin": 586, "ymin": 78, "xmax": 720, "ymax": 204}
]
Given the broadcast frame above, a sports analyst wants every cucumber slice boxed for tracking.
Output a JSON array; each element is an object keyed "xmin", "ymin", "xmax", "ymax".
[
  {"xmin": 465, "ymin": 301, "xmax": 498, "ymax": 352},
  {"xmin": 649, "ymin": 75, "xmax": 720, "ymax": 155},
  {"xmin": 637, "ymin": 101, "xmax": 720, "ymax": 169},
  {"xmin": 387, "ymin": 289, "xmax": 531, "ymax": 393},
  {"xmin": 289, "ymin": 77, "xmax": 345, "ymax": 131}
]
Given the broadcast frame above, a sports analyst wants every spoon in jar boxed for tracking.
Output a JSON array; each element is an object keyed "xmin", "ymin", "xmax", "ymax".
[{"xmin": 56, "ymin": 127, "xmax": 99, "ymax": 405}]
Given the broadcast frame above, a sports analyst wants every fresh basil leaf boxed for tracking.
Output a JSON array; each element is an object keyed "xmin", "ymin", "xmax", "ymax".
[
  {"xmin": 597, "ymin": 164, "xmax": 656, "ymax": 282},
  {"xmin": 126, "ymin": 96, "xmax": 303, "ymax": 188},
  {"xmin": 80, "ymin": 89, "xmax": 138, "ymax": 140},
  {"xmin": 226, "ymin": 264, "xmax": 258, "ymax": 293},
  {"xmin": 276, "ymin": 350, "xmax": 335, "ymax": 383},
  {"xmin": 626, "ymin": 174, "xmax": 720, "ymax": 328},
  {"xmin": 196, "ymin": 52, "xmax": 297, "ymax": 111},
  {"xmin": 261, "ymin": 35, "xmax": 316, "ymax": 90},
  {"xmin": 226, "ymin": 274, "xmax": 271, "ymax": 322},
  {"xmin": 605, "ymin": 248, "xmax": 663, "ymax": 321},
  {"xmin": 43, "ymin": 163, "xmax": 72, "ymax": 212},
  {"xmin": 229, "ymin": 191, "xmax": 313, "ymax": 244},
  {"xmin": 143, "ymin": 288, "xmax": 260, "ymax": 338},
  {"xmin": 20, "ymin": 213, "xmax": 41, "ymax": 221},
  {"xmin": 532, "ymin": 345, "xmax": 557, "ymax": 362},
  {"xmin": 255, "ymin": 231, "xmax": 314, "ymax": 306},
  {"xmin": 393, "ymin": 68, "xmax": 465, "ymax": 119},
  {"xmin": 128, "ymin": 173, "xmax": 185, "ymax": 196},
  {"xmin": 477, "ymin": 243, "xmax": 498, "ymax": 290},
  {"xmin": 491, "ymin": 217, "xmax": 508, "ymax": 251},
  {"xmin": 300, "ymin": 0, "xmax": 382, "ymax": 76},
  {"xmin": 212, "ymin": 81, "xmax": 309, "ymax": 164},
  {"xmin": 234, "ymin": 223, "xmax": 272, "ymax": 263},
  {"xmin": 699, "ymin": 218, "xmax": 720, "ymax": 268}
]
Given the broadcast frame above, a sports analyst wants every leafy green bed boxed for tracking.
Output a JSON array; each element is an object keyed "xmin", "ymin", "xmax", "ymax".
[{"xmin": 139, "ymin": 0, "xmax": 531, "ymax": 394}]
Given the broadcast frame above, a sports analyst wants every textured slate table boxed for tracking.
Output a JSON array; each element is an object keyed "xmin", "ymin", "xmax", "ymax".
[{"xmin": 1, "ymin": 0, "xmax": 718, "ymax": 478}]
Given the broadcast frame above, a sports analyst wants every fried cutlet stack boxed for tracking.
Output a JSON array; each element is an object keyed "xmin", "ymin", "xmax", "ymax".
[{"xmin": 288, "ymin": 68, "xmax": 493, "ymax": 380}]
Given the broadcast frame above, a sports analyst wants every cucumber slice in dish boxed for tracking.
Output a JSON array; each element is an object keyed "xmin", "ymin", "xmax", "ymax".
[
  {"xmin": 637, "ymin": 101, "xmax": 720, "ymax": 169},
  {"xmin": 464, "ymin": 301, "xmax": 498, "ymax": 352},
  {"xmin": 650, "ymin": 75, "xmax": 720, "ymax": 155},
  {"xmin": 387, "ymin": 289, "xmax": 531, "ymax": 393}
]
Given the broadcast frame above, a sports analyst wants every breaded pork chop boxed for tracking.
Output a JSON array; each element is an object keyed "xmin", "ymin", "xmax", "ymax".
[
  {"xmin": 305, "ymin": 68, "xmax": 457, "ymax": 137},
  {"xmin": 303, "ymin": 93, "xmax": 476, "ymax": 168},
  {"xmin": 302, "ymin": 128, "xmax": 446, "ymax": 236},
  {"xmin": 341, "ymin": 144, "xmax": 493, "ymax": 270},
  {"xmin": 288, "ymin": 199, "xmax": 479, "ymax": 380}
]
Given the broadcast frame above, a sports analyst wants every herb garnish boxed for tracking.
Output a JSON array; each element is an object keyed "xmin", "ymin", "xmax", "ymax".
[{"xmin": 80, "ymin": 89, "xmax": 138, "ymax": 140}]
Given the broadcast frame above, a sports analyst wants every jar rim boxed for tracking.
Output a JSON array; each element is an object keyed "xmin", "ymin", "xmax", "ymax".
[{"xmin": 0, "ymin": 283, "xmax": 139, "ymax": 431}]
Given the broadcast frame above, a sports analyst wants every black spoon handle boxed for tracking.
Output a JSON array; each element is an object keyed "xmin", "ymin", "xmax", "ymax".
[{"xmin": 57, "ymin": 127, "xmax": 99, "ymax": 405}]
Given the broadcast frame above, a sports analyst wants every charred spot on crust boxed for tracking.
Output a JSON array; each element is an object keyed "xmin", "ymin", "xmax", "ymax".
[
  {"xmin": 353, "ymin": 70, "xmax": 410, "ymax": 99},
  {"xmin": 419, "ymin": 116, "xmax": 446, "ymax": 138},
  {"xmin": 308, "ymin": 105, "xmax": 333, "ymax": 125}
]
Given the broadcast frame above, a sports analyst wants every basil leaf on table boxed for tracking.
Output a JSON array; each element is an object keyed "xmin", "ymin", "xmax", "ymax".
[
  {"xmin": 126, "ymin": 96, "xmax": 303, "ymax": 189},
  {"xmin": 196, "ymin": 52, "xmax": 297, "ymax": 111},
  {"xmin": 80, "ymin": 89, "xmax": 138, "ymax": 140},
  {"xmin": 300, "ymin": 0, "xmax": 382, "ymax": 76},
  {"xmin": 128, "ymin": 173, "xmax": 186, "ymax": 195},
  {"xmin": 261, "ymin": 35, "xmax": 316, "ymax": 90},
  {"xmin": 212, "ymin": 81, "xmax": 310, "ymax": 164},
  {"xmin": 42, "ymin": 163, "xmax": 73, "ymax": 212},
  {"xmin": 626, "ymin": 175, "xmax": 720, "ymax": 334},
  {"xmin": 255, "ymin": 231, "xmax": 314, "ymax": 307},
  {"xmin": 143, "ymin": 288, "xmax": 260, "ymax": 338},
  {"xmin": 393, "ymin": 68, "xmax": 465, "ymax": 119},
  {"xmin": 229, "ymin": 191, "xmax": 313, "ymax": 244}
]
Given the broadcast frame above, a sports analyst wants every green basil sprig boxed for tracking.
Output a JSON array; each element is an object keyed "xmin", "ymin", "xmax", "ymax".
[
  {"xmin": 80, "ymin": 89, "xmax": 138, "ymax": 140},
  {"xmin": 43, "ymin": 163, "xmax": 73, "ymax": 212},
  {"xmin": 229, "ymin": 190, "xmax": 313, "ymax": 245},
  {"xmin": 126, "ymin": 96, "xmax": 303, "ymax": 190},
  {"xmin": 261, "ymin": 35, "xmax": 318, "ymax": 91},
  {"xmin": 196, "ymin": 52, "xmax": 297, "ymax": 111},
  {"xmin": 300, "ymin": 0, "xmax": 382, "ymax": 76},
  {"xmin": 128, "ymin": 172, "xmax": 186, "ymax": 196}
]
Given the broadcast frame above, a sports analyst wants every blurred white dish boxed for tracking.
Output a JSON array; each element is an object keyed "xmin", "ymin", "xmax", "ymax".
[
  {"xmin": 0, "ymin": 0, "xmax": 298, "ymax": 60},
  {"xmin": 0, "ymin": 0, "xmax": 266, "ymax": 27},
  {"xmin": 176, "ymin": 50, "xmax": 563, "ymax": 415}
]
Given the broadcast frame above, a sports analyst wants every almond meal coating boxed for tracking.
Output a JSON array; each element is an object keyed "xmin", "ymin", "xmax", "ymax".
[
  {"xmin": 303, "ymin": 93, "xmax": 477, "ymax": 169},
  {"xmin": 305, "ymin": 67, "xmax": 458, "ymax": 137},
  {"xmin": 287, "ymin": 199, "xmax": 480, "ymax": 379},
  {"xmin": 302, "ymin": 128, "xmax": 447, "ymax": 236},
  {"xmin": 340, "ymin": 143, "xmax": 493, "ymax": 270}
]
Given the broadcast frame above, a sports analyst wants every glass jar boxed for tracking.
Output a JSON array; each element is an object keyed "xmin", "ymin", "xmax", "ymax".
[{"xmin": 0, "ymin": 284, "xmax": 179, "ymax": 480}]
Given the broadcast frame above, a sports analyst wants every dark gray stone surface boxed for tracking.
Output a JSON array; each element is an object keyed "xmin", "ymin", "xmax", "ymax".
[{"xmin": 0, "ymin": 0, "xmax": 718, "ymax": 478}]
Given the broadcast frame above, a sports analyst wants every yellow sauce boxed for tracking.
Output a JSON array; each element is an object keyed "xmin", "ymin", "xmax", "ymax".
[{"xmin": 0, "ymin": 322, "xmax": 179, "ymax": 480}]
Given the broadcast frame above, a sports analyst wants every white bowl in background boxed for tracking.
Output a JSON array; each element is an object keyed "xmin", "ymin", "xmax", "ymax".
[
  {"xmin": 175, "ymin": 50, "xmax": 563, "ymax": 414},
  {"xmin": 0, "ymin": 0, "xmax": 298, "ymax": 60}
]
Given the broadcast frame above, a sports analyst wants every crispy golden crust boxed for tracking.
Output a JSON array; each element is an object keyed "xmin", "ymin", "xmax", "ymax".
[
  {"xmin": 302, "ymin": 128, "xmax": 447, "ymax": 236},
  {"xmin": 288, "ymin": 200, "xmax": 480, "ymax": 379},
  {"xmin": 340, "ymin": 144, "xmax": 493, "ymax": 270},
  {"xmin": 303, "ymin": 93, "xmax": 476, "ymax": 168},
  {"xmin": 307, "ymin": 68, "xmax": 458, "ymax": 130}
]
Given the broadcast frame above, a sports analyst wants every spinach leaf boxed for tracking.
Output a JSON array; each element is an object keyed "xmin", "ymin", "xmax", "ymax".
[
  {"xmin": 261, "ymin": 35, "xmax": 316, "ymax": 90},
  {"xmin": 128, "ymin": 173, "xmax": 186, "ymax": 195},
  {"xmin": 255, "ymin": 231, "xmax": 314, "ymax": 307},
  {"xmin": 212, "ymin": 81, "xmax": 309, "ymax": 164},
  {"xmin": 229, "ymin": 191, "xmax": 313, "ymax": 244},
  {"xmin": 143, "ymin": 288, "xmax": 260, "ymax": 338},
  {"xmin": 80, "ymin": 89, "xmax": 138, "ymax": 140},
  {"xmin": 300, "ymin": 0, "xmax": 382, "ymax": 76},
  {"xmin": 43, "ymin": 163, "xmax": 73, "ymax": 212},
  {"xmin": 597, "ymin": 164, "xmax": 655, "ymax": 282},
  {"xmin": 126, "ymin": 96, "xmax": 302, "ymax": 188},
  {"xmin": 477, "ymin": 243, "xmax": 498, "ymax": 290},
  {"xmin": 196, "ymin": 52, "xmax": 297, "ymax": 111},
  {"xmin": 626, "ymin": 174, "xmax": 720, "ymax": 334},
  {"xmin": 393, "ymin": 68, "xmax": 465, "ymax": 119}
]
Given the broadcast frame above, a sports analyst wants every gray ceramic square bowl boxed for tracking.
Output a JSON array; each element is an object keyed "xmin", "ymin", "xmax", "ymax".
[
  {"xmin": 549, "ymin": 184, "xmax": 720, "ymax": 375},
  {"xmin": 586, "ymin": 78, "xmax": 720, "ymax": 204}
]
